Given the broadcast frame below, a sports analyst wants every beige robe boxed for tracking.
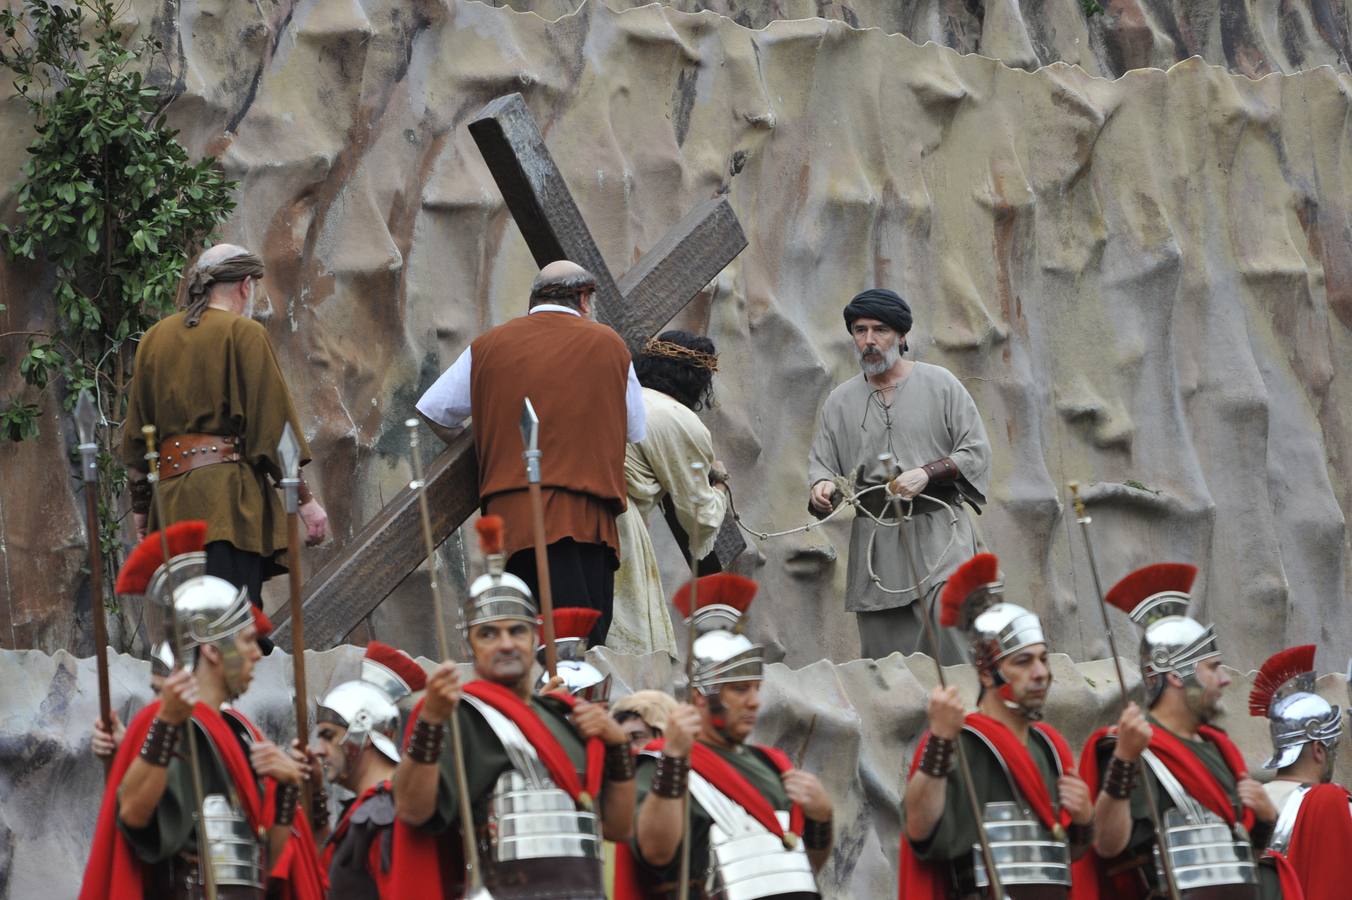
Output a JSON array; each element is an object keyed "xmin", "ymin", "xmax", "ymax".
[{"xmin": 609, "ymin": 388, "xmax": 727, "ymax": 657}]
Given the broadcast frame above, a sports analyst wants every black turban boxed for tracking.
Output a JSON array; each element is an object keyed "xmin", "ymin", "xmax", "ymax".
[{"xmin": 843, "ymin": 288, "xmax": 912, "ymax": 335}]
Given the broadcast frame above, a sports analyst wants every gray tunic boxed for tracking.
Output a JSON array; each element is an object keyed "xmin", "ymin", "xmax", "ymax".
[{"xmin": 807, "ymin": 364, "xmax": 991, "ymax": 613}]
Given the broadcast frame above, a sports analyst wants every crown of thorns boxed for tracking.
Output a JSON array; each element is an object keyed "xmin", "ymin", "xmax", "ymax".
[{"xmin": 642, "ymin": 338, "xmax": 719, "ymax": 372}]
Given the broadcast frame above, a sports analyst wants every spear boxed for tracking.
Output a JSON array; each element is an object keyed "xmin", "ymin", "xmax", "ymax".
[
  {"xmin": 277, "ymin": 423, "xmax": 313, "ymax": 817},
  {"xmin": 407, "ymin": 419, "xmax": 493, "ymax": 900},
  {"xmin": 1068, "ymin": 482, "xmax": 1181, "ymax": 900},
  {"xmin": 143, "ymin": 424, "xmax": 216, "ymax": 900},
  {"xmin": 676, "ymin": 462, "xmax": 705, "ymax": 900},
  {"xmin": 520, "ymin": 398, "xmax": 557, "ymax": 679},
  {"xmin": 75, "ymin": 390, "xmax": 112, "ymax": 779},
  {"xmin": 884, "ymin": 454, "xmax": 1002, "ymax": 900}
]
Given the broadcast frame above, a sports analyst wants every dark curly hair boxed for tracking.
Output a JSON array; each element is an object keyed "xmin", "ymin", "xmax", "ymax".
[{"xmin": 634, "ymin": 330, "xmax": 717, "ymax": 411}]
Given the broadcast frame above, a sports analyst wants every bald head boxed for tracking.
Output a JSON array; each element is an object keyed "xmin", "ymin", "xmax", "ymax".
[
  {"xmin": 196, "ymin": 243, "xmax": 251, "ymax": 270},
  {"xmin": 529, "ymin": 260, "xmax": 597, "ymax": 311}
]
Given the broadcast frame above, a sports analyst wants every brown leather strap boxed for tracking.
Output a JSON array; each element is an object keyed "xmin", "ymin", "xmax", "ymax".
[
  {"xmin": 159, "ymin": 434, "xmax": 241, "ymax": 479},
  {"xmin": 921, "ymin": 456, "xmax": 960, "ymax": 484}
]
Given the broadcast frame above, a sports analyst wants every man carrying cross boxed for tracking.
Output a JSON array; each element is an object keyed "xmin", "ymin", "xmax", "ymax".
[{"xmin": 415, "ymin": 260, "xmax": 646, "ymax": 647}]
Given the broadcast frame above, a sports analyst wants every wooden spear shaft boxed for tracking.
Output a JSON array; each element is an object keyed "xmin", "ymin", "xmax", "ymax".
[
  {"xmin": 676, "ymin": 462, "xmax": 705, "ymax": 900},
  {"xmin": 1068, "ymin": 482, "xmax": 1181, "ymax": 900},
  {"xmin": 75, "ymin": 390, "xmax": 111, "ymax": 777}
]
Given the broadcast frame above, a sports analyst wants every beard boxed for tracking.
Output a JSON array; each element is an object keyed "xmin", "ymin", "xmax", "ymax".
[
  {"xmin": 857, "ymin": 342, "xmax": 900, "ymax": 377},
  {"xmin": 1184, "ymin": 683, "xmax": 1224, "ymax": 723}
]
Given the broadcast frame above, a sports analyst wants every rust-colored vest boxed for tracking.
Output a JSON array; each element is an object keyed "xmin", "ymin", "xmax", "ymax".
[{"xmin": 470, "ymin": 311, "xmax": 630, "ymax": 510}]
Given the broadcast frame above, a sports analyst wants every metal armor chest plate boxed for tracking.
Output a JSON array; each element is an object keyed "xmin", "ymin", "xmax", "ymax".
[
  {"xmin": 688, "ymin": 768, "xmax": 820, "ymax": 900},
  {"xmin": 201, "ymin": 793, "xmax": 265, "ymax": 891},
  {"xmin": 1140, "ymin": 751, "xmax": 1258, "ymax": 897},
  {"xmin": 465, "ymin": 694, "xmax": 602, "ymax": 864},
  {"xmin": 970, "ymin": 801, "xmax": 1071, "ymax": 892}
]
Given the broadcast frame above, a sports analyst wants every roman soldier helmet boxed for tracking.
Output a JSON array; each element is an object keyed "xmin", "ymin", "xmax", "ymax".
[
  {"xmin": 316, "ymin": 642, "xmax": 428, "ymax": 764},
  {"xmin": 536, "ymin": 607, "xmax": 611, "ymax": 701},
  {"xmin": 672, "ymin": 574, "xmax": 762, "ymax": 694},
  {"xmin": 464, "ymin": 515, "xmax": 536, "ymax": 632},
  {"xmin": 116, "ymin": 521, "xmax": 256, "ymax": 655},
  {"xmin": 1104, "ymin": 563, "xmax": 1215, "ymax": 705},
  {"xmin": 1249, "ymin": 644, "xmax": 1344, "ymax": 770},
  {"xmin": 939, "ymin": 553, "xmax": 1047, "ymax": 671}
]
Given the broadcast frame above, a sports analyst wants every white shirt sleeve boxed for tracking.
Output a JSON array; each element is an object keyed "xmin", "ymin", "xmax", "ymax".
[
  {"xmin": 625, "ymin": 363, "xmax": 647, "ymax": 442},
  {"xmin": 415, "ymin": 346, "xmax": 474, "ymax": 428}
]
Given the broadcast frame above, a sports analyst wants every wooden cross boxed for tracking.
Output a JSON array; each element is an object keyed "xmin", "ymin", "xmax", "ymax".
[{"xmin": 275, "ymin": 93, "xmax": 748, "ymax": 649}]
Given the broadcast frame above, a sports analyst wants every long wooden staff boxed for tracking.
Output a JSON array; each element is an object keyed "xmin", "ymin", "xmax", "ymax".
[
  {"xmin": 885, "ymin": 455, "xmax": 1003, "ymax": 900},
  {"xmin": 143, "ymin": 424, "xmax": 216, "ymax": 900},
  {"xmin": 676, "ymin": 461, "xmax": 705, "ymax": 900},
  {"xmin": 520, "ymin": 398, "xmax": 557, "ymax": 679},
  {"xmin": 75, "ymin": 390, "xmax": 112, "ymax": 779},
  {"xmin": 276, "ymin": 423, "xmax": 313, "ymax": 817},
  {"xmin": 407, "ymin": 419, "xmax": 493, "ymax": 900},
  {"xmin": 1068, "ymin": 483, "xmax": 1181, "ymax": 900}
]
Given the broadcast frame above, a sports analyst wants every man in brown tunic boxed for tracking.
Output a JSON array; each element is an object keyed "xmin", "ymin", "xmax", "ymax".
[
  {"xmin": 121, "ymin": 243, "xmax": 328, "ymax": 647},
  {"xmin": 416, "ymin": 260, "xmax": 645, "ymax": 646}
]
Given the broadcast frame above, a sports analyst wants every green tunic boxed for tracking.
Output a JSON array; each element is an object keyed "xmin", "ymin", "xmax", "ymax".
[
  {"xmin": 421, "ymin": 694, "xmax": 589, "ymax": 834},
  {"xmin": 630, "ymin": 742, "xmax": 794, "ymax": 891},
  {"xmin": 121, "ymin": 308, "xmax": 310, "ymax": 567},
  {"xmin": 902, "ymin": 728, "xmax": 1061, "ymax": 888},
  {"xmin": 118, "ymin": 717, "xmax": 263, "ymax": 865},
  {"xmin": 1094, "ymin": 718, "xmax": 1283, "ymax": 899}
]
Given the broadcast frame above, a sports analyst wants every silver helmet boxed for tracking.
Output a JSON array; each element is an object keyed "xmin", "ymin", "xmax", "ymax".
[
  {"xmin": 464, "ymin": 515, "xmax": 537, "ymax": 632},
  {"xmin": 536, "ymin": 608, "xmax": 611, "ymax": 701},
  {"xmin": 116, "ymin": 522, "xmax": 253, "ymax": 654},
  {"xmin": 1105, "ymin": 563, "xmax": 1215, "ymax": 705},
  {"xmin": 1249, "ymin": 644, "xmax": 1344, "ymax": 770},
  {"xmin": 316, "ymin": 642, "xmax": 428, "ymax": 765},
  {"xmin": 673, "ymin": 575, "xmax": 763, "ymax": 695},
  {"xmin": 939, "ymin": 553, "xmax": 1047, "ymax": 670}
]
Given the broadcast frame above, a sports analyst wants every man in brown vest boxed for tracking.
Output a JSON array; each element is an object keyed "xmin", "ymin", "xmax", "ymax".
[{"xmin": 416, "ymin": 260, "xmax": 645, "ymax": 645}]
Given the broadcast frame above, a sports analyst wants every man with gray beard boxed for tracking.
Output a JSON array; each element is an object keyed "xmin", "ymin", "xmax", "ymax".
[{"xmin": 807, "ymin": 288, "xmax": 990, "ymax": 661}]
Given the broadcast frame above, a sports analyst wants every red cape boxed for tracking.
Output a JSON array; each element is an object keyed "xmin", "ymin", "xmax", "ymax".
[
  {"xmin": 389, "ymin": 683, "xmax": 605, "ymax": 899},
  {"xmin": 612, "ymin": 739, "xmax": 805, "ymax": 900},
  {"xmin": 1072, "ymin": 722, "xmax": 1259, "ymax": 900},
  {"xmin": 322, "ymin": 780, "xmax": 396, "ymax": 898},
  {"xmin": 1282, "ymin": 783, "xmax": 1352, "ymax": 900},
  {"xmin": 897, "ymin": 714, "xmax": 1078, "ymax": 900},
  {"xmin": 79, "ymin": 701, "xmax": 325, "ymax": 900}
]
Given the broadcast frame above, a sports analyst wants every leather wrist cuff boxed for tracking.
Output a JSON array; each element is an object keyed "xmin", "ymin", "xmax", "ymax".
[
  {"xmin": 129, "ymin": 479, "xmax": 153, "ymax": 515},
  {"xmin": 297, "ymin": 474, "xmax": 314, "ymax": 505},
  {"xmin": 1103, "ymin": 755, "xmax": 1138, "ymax": 800},
  {"xmin": 309, "ymin": 788, "xmax": 330, "ymax": 831},
  {"xmin": 407, "ymin": 717, "xmax": 446, "ymax": 764},
  {"xmin": 802, "ymin": 816, "xmax": 833, "ymax": 851},
  {"xmin": 604, "ymin": 743, "xmax": 636, "ymax": 782},
  {"xmin": 1067, "ymin": 822, "xmax": 1094, "ymax": 848},
  {"xmin": 921, "ymin": 457, "xmax": 959, "ymax": 484},
  {"xmin": 139, "ymin": 717, "xmax": 182, "ymax": 767},
  {"xmin": 651, "ymin": 754, "xmax": 690, "ymax": 799},
  {"xmin": 919, "ymin": 735, "xmax": 956, "ymax": 777},
  {"xmin": 273, "ymin": 782, "xmax": 300, "ymax": 827}
]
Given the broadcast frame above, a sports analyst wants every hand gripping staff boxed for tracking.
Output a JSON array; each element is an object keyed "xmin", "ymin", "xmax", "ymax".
[
  {"xmin": 882, "ymin": 453, "xmax": 1003, "ymax": 900},
  {"xmin": 406, "ymin": 418, "xmax": 494, "ymax": 900},
  {"xmin": 1068, "ymin": 482, "xmax": 1181, "ymax": 900},
  {"xmin": 75, "ymin": 390, "xmax": 112, "ymax": 778},
  {"xmin": 142, "ymin": 424, "xmax": 217, "ymax": 900},
  {"xmin": 276, "ymin": 422, "xmax": 314, "ymax": 817}
]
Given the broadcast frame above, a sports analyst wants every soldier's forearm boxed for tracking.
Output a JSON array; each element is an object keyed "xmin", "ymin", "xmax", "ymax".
[
  {"xmin": 901, "ymin": 771, "xmax": 947, "ymax": 843},
  {"xmin": 392, "ymin": 758, "xmax": 439, "ymax": 826},
  {"xmin": 116, "ymin": 757, "xmax": 171, "ymax": 829},
  {"xmin": 268, "ymin": 824, "xmax": 291, "ymax": 867},
  {"xmin": 636, "ymin": 792, "xmax": 685, "ymax": 867},
  {"xmin": 1091, "ymin": 793, "xmax": 1133, "ymax": 858},
  {"xmin": 601, "ymin": 777, "xmax": 636, "ymax": 842}
]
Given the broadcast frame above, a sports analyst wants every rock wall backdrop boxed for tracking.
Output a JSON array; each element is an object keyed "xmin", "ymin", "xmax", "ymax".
[
  {"xmin": 3, "ymin": 0, "xmax": 1352, "ymax": 673},
  {"xmin": 3, "ymin": 646, "xmax": 1350, "ymax": 899}
]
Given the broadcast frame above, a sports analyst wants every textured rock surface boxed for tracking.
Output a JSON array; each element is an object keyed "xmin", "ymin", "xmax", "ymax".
[
  {"xmin": 2, "ymin": 647, "xmax": 1349, "ymax": 899},
  {"xmin": 2, "ymin": 0, "xmax": 1352, "ymax": 671}
]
